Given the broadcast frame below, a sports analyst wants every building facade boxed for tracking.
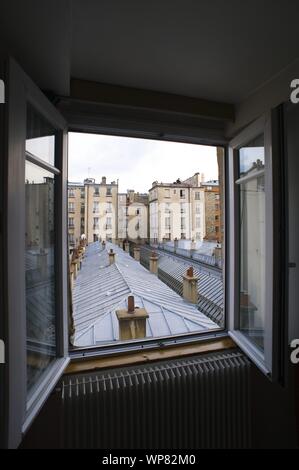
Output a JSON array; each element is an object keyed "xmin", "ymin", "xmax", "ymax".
[
  {"xmin": 68, "ymin": 177, "xmax": 118, "ymax": 246},
  {"xmin": 201, "ymin": 181, "xmax": 222, "ymax": 242},
  {"xmin": 118, "ymin": 190, "xmax": 149, "ymax": 243},
  {"xmin": 68, "ymin": 179, "xmax": 149, "ymax": 247},
  {"xmin": 149, "ymin": 173, "xmax": 206, "ymax": 243}
]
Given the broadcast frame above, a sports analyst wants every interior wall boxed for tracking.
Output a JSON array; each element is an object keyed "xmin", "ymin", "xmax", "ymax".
[{"xmin": 226, "ymin": 59, "xmax": 299, "ymax": 138}]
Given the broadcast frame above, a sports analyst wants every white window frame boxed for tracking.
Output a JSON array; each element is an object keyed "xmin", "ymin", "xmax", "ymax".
[
  {"xmin": 3, "ymin": 58, "xmax": 69, "ymax": 448},
  {"xmin": 227, "ymin": 113, "xmax": 281, "ymax": 379}
]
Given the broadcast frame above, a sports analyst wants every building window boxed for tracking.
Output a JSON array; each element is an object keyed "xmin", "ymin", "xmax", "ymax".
[
  {"xmin": 180, "ymin": 189, "xmax": 185, "ymax": 198},
  {"xmin": 106, "ymin": 187, "xmax": 112, "ymax": 196},
  {"xmin": 196, "ymin": 232, "xmax": 201, "ymax": 239},
  {"xmin": 196, "ymin": 204, "xmax": 201, "ymax": 214},
  {"xmin": 80, "ymin": 202, "xmax": 85, "ymax": 214},
  {"xmin": 165, "ymin": 203, "xmax": 171, "ymax": 213},
  {"xmin": 93, "ymin": 217, "xmax": 99, "ymax": 229},
  {"xmin": 68, "ymin": 202, "xmax": 75, "ymax": 213},
  {"xmin": 93, "ymin": 201, "xmax": 99, "ymax": 213},
  {"xmin": 68, "ymin": 217, "xmax": 74, "ymax": 228},
  {"xmin": 180, "ymin": 203, "xmax": 186, "ymax": 213},
  {"xmin": 181, "ymin": 217, "xmax": 186, "ymax": 229},
  {"xmin": 164, "ymin": 188, "xmax": 170, "ymax": 198},
  {"xmin": 195, "ymin": 192, "xmax": 201, "ymax": 200},
  {"xmin": 68, "ymin": 188, "xmax": 75, "ymax": 197},
  {"xmin": 196, "ymin": 217, "xmax": 201, "ymax": 229},
  {"xmin": 80, "ymin": 188, "xmax": 85, "ymax": 198},
  {"xmin": 94, "ymin": 185, "xmax": 99, "ymax": 196},
  {"xmin": 165, "ymin": 217, "xmax": 171, "ymax": 230},
  {"xmin": 106, "ymin": 217, "xmax": 112, "ymax": 229}
]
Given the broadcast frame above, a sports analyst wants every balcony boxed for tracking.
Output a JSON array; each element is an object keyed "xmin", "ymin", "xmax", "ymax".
[
  {"xmin": 68, "ymin": 209, "xmax": 75, "ymax": 214},
  {"xmin": 68, "ymin": 224, "xmax": 75, "ymax": 229}
]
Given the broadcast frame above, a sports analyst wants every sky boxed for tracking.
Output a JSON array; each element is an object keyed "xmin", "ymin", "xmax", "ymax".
[{"xmin": 68, "ymin": 132, "xmax": 219, "ymax": 193}]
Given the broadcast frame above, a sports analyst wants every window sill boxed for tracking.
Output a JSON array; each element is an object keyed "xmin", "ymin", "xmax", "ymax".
[{"xmin": 65, "ymin": 336, "xmax": 236, "ymax": 375}]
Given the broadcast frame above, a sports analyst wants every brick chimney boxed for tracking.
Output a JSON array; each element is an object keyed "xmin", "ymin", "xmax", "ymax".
[
  {"xmin": 182, "ymin": 266, "xmax": 199, "ymax": 304},
  {"xmin": 116, "ymin": 295, "xmax": 149, "ymax": 340},
  {"xmin": 149, "ymin": 251, "xmax": 159, "ymax": 274}
]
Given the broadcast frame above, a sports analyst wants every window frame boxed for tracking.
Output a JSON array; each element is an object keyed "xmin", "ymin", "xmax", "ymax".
[
  {"xmin": 227, "ymin": 113, "xmax": 282, "ymax": 380},
  {"xmin": 4, "ymin": 58, "xmax": 69, "ymax": 448},
  {"xmin": 66, "ymin": 131, "xmax": 228, "ymax": 357}
]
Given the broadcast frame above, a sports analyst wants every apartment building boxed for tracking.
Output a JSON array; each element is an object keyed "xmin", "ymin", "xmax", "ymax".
[
  {"xmin": 118, "ymin": 190, "xmax": 149, "ymax": 242},
  {"xmin": 201, "ymin": 181, "xmax": 222, "ymax": 242},
  {"xmin": 149, "ymin": 173, "xmax": 206, "ymax": 243},
  {"xmin": 68, "ymin": 182, "xmax": 85, "ymax": 247},
  {"xmin": 68, "ymin": 177, "xmax": 118, "ymax": 245}
]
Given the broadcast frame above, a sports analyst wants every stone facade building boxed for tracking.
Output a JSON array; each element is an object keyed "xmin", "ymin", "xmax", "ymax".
[{"xmin": 149, "ymin": 173, "xmax": 206, "ymax": 243}]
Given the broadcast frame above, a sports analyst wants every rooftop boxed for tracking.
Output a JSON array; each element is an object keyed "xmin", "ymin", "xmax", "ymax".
[{"xmin": 72, "ymin": 242, "xmax": 218, "ymax": 346}]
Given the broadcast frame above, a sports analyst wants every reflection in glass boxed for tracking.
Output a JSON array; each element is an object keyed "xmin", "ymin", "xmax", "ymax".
[
  {"xmin": 239, "ymin": 134, "xmax": 264, "ymax": 177},
  {"xmin": 26, "ymin": 105, "xmax": 55, "ymax": 165},
  {"xmin": 238, "ymin": 136, "xmax": 265, "ymax": 350},
  {"xmin": 25, "ymin": 161, "xmax": 56, "ymax": 393}
]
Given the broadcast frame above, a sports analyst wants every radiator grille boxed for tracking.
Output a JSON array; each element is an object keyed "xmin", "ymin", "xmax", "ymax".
[{"xmin": 61, "ymin": 350, "xmax": 251, "ymax": 449}]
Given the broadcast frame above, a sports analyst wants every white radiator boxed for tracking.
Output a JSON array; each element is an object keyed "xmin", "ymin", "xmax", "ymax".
[{"xmin": 61, "ymin": 350, "xmax": 251, "ymax": 449}]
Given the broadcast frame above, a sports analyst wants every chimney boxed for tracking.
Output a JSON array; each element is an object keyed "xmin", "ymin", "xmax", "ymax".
[
  {"xmin": 102, "ymin": 176, "xmax": 106, "ymax": 184},
  {"xmin": 116, "ymin": 295, "xmax": 149, "ymax": 341},
  {"xmin": 109, "ymin": 248, "xmax": 116, "ymax": 265},
  {"xmin": 133, "ymin": 246, "xmax": 140, "ymax": 261},
  {"xmin": 149, "ymin": 251, "xmax": 158, "ymax": 274},
  {"xmin": 214, "ymin": 244, "xmax": 222, "ymax": 260},
  {"xmin": 182, "ymin": 266, "xmax": 199, "ymax": 304}
]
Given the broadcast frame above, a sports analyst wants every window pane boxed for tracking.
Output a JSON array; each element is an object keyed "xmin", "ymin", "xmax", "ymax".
[
  {"xmin": 239, "ymin": 173, "xmax": 265, "ymax": 350},
  {"xmin": 239, "ymin": 134, "xmax": 264, "ymax": 177},
  {"xmin": 25, "ymin": 161, "xmax": 56, "ymax": 394},
  {"xmin": 26, "ymin": 105, "xmax": 56, "ymax": 166}
]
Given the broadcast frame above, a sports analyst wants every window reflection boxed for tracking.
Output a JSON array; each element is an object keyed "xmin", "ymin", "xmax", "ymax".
[
  {"xmin": 25, "ymin": 159, "xmax": 56, "ymax": 392},
  {"xmin": 238, "ymin": 135, "xmax": 265, "ymax": 350},
  {"xmin": 26, "ymin": 105, "xmax": 55, "ymax": 165}
]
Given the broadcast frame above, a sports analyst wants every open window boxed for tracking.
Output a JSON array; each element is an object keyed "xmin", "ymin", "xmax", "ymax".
[
  {"xmin": 3, "ymin": 58, "xmax": 69, "ymax": 447},
  {"xmin": 228, "ymin": 113, "xmax": 283, "ymax": 380}
]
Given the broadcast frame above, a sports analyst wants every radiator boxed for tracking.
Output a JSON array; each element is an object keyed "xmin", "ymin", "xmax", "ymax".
[{"xmin": 61, "ymin": 350, "xmax": 251, "ymax": 449}]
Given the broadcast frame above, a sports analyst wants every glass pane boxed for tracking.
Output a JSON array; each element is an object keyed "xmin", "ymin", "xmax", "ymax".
[
  {"xmin": 26, "ymin": 105, "xmax": 56, "ymax": 166},
  {"xmin": 239, "ymin": 172, "xmax": 265, "ymax": 350},
  {"xmin": 25, "ymin": 160, "xmax": 56, "ymax": 394},
  {"xmin": 239, "ymin": 134, "xmax": 265, "ymax": 178}
]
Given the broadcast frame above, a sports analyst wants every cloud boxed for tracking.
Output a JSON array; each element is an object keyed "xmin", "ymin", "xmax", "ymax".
[{"xmin": 68, "ymin": 132, "xmax": 218, "ymax": 193}]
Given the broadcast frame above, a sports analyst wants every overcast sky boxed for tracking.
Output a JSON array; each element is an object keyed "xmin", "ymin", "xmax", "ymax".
[{"xmin": 68, "ymin": 132, "xmax": 219, "ymax": 193}]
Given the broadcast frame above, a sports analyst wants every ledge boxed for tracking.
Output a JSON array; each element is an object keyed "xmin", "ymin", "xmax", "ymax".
[{"xmin": 65, "ymin": 336, "xmax": 236, "ymax": 375}]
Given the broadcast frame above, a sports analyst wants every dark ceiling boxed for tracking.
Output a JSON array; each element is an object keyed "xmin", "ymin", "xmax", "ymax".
[{"xmin": 1, "ymin": 0, "xmax": 299, "ymax": 104}]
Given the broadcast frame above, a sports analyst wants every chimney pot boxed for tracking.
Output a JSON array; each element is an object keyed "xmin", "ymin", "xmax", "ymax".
[
  {"xmin": 187, "ymin": 266, "xmax": 193, "ymax": 277},
  {"xmin": 128, "ymin": 295, "xmax": 135, "ymax": 313}
]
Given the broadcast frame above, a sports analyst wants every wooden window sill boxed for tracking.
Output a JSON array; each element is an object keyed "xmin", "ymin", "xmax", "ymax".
[{"xmin": 65, "ymin": 336, "xmax": 236, "ymax": 375}]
